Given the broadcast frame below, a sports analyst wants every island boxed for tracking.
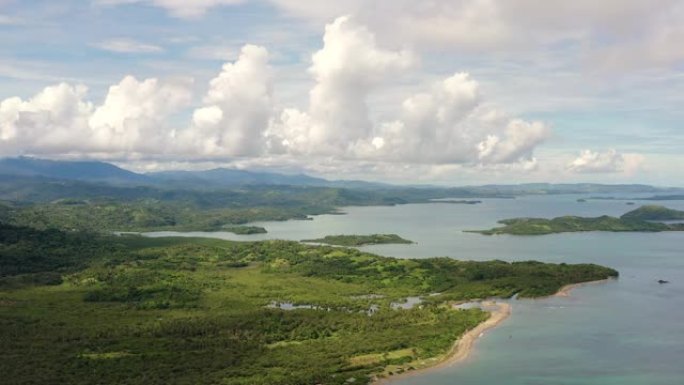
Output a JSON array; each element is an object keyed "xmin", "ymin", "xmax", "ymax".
[
  {"xmin": 223, "ymin": 225, "xmax": 267, "ymax": 234},
  {"xmin": 430, "ymin": 199, "xmax": 482, "ymax": 204},
  {"xmin": 302, "ymin": 233, "xmax": 414, "ymax": 246},
  {"xmin": 469, "ymin": 205, "xmax": 684, "ymax": 235},
  {"xmin": 619, "ymin": 204, "xmax": 684, "ymax": 221},
  {"xmin": 0, "ymin": 223, "xmax": 618, "ymax": 385}
]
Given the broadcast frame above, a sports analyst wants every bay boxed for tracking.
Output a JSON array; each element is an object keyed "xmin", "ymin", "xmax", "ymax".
[{"xmin": 145, "ymin": 195, "xmax": 684, "ymax": 384}]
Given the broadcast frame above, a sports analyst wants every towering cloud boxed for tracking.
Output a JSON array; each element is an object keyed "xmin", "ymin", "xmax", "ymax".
[
  {"xmin": 183, "ymin": 44, "xmax": 273, "ymax": 157},
  {"xmin": 0, "ymin": 16, "xmax": 550, "ymax": 169},
  {"xmin": 268, "ymin": 16, "xmax": 414, "ymax": 155},
  {"xmin": 268, "ymin": 17, "xmax": 549, "ymax": 166}
]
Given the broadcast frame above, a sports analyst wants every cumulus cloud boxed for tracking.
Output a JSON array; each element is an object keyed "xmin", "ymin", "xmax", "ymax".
[
  {"xmin": 368, "ymin": 73, "xmax": 549, "ymax": 164},
  {"xmin": 568, "ymin": 149, "xmax": 645, "ymax": 174},
  {"xmin": 96, "ymin": 0, "xmax": 245, "ymax": 19},
  {"xmin": 0, "ymin": 16, "xmax": 549, "ymax": 170},
  {"xmin": 268, "ymin": 17, "xmax": 548, "ymax": 166},
  {"xmin": 0, "ymin": 76, "xmax": 192, "ymax": 157},
  {"xmin": 267, "ymin": 16, "xmax": 414, "ymax": 156},
  {"xmin": 179, "ymin": 44, "xmax": 273, "ymax": 157},
  {"xmin": 95, "ymin": 38, "xmax": 164, "ymax": 54}
]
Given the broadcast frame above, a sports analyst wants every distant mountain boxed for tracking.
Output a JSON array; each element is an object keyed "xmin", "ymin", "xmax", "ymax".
[
  {"xmin": 0, "ymin": 157, "xmax": 151, "ymax": 184},
  {"xmin": 0, "ymin": 157, "xmax": 390, "ymax": 189},
  {"xmin": 147, "ymin": 168, "xmax": 392, "ymax": 189},
  {"xmin": 148, "ymin": 168, "xmax": 329, "ymax": 187}
]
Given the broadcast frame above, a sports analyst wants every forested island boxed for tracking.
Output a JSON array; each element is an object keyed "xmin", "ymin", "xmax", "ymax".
[
  {"xmin": 302, "ymin": 234, "xmax": 413, "ymax": 246},
  {"xmin": 223, "ymin": 225, "xmax": 267, "ymax": 234},
  {"xmin": 471, "ymin": 205, "xmax": 684, "ymax": 235},
  {"xmin": 0, "ymin": 223, "xmax": 617, "ymax": 385}
]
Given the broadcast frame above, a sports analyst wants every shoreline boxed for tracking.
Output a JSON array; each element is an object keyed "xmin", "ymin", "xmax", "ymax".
[
  {"xmin": 373, "ymin": 301, "xmax": 512, "ymax": 384},
  {"xmin": 374, "ymin": 278, "xmax": 615, "ymax": 384},
  {"xmin": 554, "ymin": 277, "xmax": 616, "ymax": 298}
]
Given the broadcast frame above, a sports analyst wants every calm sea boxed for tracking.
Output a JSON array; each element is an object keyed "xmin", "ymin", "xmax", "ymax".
[{"xmin": 146, "ymin": 195, "xmax": 684, "ymax": 385}]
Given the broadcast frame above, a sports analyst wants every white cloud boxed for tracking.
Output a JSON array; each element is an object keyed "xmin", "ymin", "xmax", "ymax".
[
  {"xmin": 0, "ymin": 16, "xmax": 549, "ymax": 171},
  {"xmin": 96, "ymin": 38, "xmax": 164, "ymax": 54},
  {"xmin": 179, "ymin": 44, "xmax": 273, "ymax": 157},
  {"xmin": 89, "ymin": 76, "xmax": 193, "ymax": 153},
  {"xmin": 96, "ymin": 0, "xmax": 245, "ymax": 19},
  {"xmin": 267, "ymin": 16, "xmax": 415, "ymax": 156},
  {"xmin": 0, "ymin": 76, "xmax": 192, "ymax": 157},
  {"xmin": 369, "ymin": 73, "xmax": 549, "ymax": 165},
  {"xmin": 267, "ymin": 0, "xmax": 684, "ymax": 68},
  {"xmin": 268, "ymin": 17, "xmax": 548, "ymax": 166},
  {"xmin": 568, "ymin": 149, "xmax": 645, "ymax": 174}
]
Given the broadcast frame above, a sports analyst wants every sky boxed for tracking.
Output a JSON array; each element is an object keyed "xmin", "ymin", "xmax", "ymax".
[{"xmin": 1, "ymin": 0, "xmax": 683, "ymax": 185}]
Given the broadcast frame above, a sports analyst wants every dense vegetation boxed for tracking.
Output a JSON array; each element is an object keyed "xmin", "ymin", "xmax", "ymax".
[
  {"xmin": 471, "ymin": 205, "xmax": 684, "ymax": 235},
  {"xmin": 302, "ymin": 234, "xmax": 413, "ymax": 246},
  {"xmin": 619, "ymin": 205, "xmax": 684, "ymax": 221},
  {"xmin": 0, "ymin": 224, "xmax": 617, "ymax": 385},
  {"xmin": 224, "ymin": 225, "xmax": 268, "ymax": 234},
  {"xmin": 0, "ymin": 178, "xmax": 513, "ymax": 232}
]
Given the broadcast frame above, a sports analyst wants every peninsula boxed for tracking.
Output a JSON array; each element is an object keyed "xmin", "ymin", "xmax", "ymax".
[{"xmin": 0, "ymin": 223, "xmax": 617, "ymax": 385}]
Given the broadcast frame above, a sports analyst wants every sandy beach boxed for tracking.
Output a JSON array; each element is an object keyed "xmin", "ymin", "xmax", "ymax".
[
  {"xmin": 374, "ymin": 278, "xmax": 616, "ymax": 384},
  {"xmin": 373, "ymin": 301, "xmax": 512, "ymax": 384},
  {"xmin": 554, "ymin": 278, "xmax": 616, "ymax": 297}
]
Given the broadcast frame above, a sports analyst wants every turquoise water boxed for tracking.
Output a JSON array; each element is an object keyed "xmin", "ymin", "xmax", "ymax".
[{"xmin": 146, "ymin": 195, "xmax": 684, "ymax": 384}]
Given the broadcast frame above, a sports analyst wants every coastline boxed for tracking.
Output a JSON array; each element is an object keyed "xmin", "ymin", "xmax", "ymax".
[
  {"xmin": 373, "ymin": 301, "xmax": 512, "ymax": 384},
  {"xmin": 554, "ymin": 277, "xmax": 616, "ymax": 298},
  {"xmin": 374, "ymin": 278, "xmax": 615, "ymax": 384}
]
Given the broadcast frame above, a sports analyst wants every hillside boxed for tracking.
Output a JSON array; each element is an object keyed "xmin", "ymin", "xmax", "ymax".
[
  {"xmin": 0, "ymin": 157, "xmax": 150, "ymax": 184},
  {"xmin": 619, "ymin": 205, "xmax": 684, "ymax": 221}
]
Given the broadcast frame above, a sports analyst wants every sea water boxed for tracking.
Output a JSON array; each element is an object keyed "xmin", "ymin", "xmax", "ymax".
[{"xmin": 146, "ymin": 195, "xmax": 684, "ymax": 384}]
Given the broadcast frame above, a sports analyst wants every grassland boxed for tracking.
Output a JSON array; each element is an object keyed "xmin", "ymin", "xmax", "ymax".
[{"xmin": 0, "ymin": 224, "xmax": 617, "ymax": 385}]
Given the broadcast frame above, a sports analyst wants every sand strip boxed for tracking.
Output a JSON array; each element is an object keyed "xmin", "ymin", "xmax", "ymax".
[
  {"xmin": 554, "ymin": 277, "xmax": 615, "ymax": 297},
  {"xmin": 374, "ymin": 278, "xmax": 616, "ymax": 384},
  {"xmin": 373, "ymin": 301, "xmax": 511, "ymax": 384}
]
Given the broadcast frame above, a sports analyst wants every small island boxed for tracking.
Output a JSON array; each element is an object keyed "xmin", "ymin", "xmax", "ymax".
[
  {"xmin": 620, "ymin": 204, "xmax": 684, "ymax": 221},
  {"xmin": 469, "ymin": 205, "xmax": 684, "ymax": 235},
  {"xmin": 223, "ymin": 225, "xmax": 267, "ymax": 234},
  {"xmin": 302, "ymin": 234, "xmax": 414, "ymax": 246},
  {"xmin": 431, "ymin": 199, "xmax": 482, "ymax": 205}
]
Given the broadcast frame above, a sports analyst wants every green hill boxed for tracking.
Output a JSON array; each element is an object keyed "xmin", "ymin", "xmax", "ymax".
[{"xmin": 620, "ymin": 205, "xmax": 684, "ymax": 221}]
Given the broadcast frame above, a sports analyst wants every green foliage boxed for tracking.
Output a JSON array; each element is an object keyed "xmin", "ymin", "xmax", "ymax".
[
  {"xmin": 0, "ymin": 225, "xmax": 618, "ymax": 384},
  {"xmin": 619, "ymin": 205, "xmax": 684, "ymax": 221},
  {"xmin": 471, "ymin": 206, "xmax": 684, "ymax": 235},
  {"xmin": 224, "ymin": 225, "xmax": 268, "ymax": 234},
  {"xmin": 303, "ymin": 234, "xmax": 413, "ymax": 246}
]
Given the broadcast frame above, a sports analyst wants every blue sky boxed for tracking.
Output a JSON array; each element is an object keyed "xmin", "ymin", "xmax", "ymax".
[{"xmin": 1, "ymin": 1, "xmax": 683, "ymax": 185}]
